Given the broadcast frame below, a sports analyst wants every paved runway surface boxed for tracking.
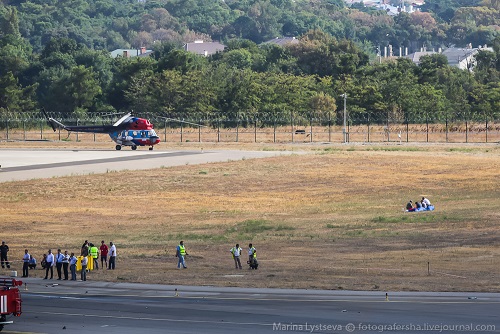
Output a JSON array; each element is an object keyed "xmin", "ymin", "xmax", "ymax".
[
  {"xmin": 4, "ymin": 278, "xmax": 500, "ymax": 334},
  {"xmin": 0, "ymin": 149, "xmax": 297, "ymax": 182}
]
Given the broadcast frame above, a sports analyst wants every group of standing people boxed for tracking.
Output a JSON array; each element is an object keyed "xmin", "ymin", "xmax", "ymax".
[
  {"xmin": 175, "ymin": 241, "xmax": 259, "ymax": 270},
  {"xmin": 12, "ymin": 240, "xmax": 118, "ymax": 281},
  {"xmin": 230, "ymin": 243, "xmax": 258, "ymax": 270},
  {"xmin": 80, "ymin": 240, "xmax": 117, "ymax": 272}
]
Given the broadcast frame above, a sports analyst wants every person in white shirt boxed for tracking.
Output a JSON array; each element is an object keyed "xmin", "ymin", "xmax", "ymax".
[
  {"xmin": 230, "ymin": 244, "xmax": 243, "ymax": 269},
  {"xmin": 422, "ymin": 197, "xmax": 431, "ymax": 207},
  {"xmin": 108, "ymin": 242, "xmax": 116, "ymax": 270},
  {"xmin": 81, "ymin": 255, "xmax": 88, "ymax": 281},
  {"xmin": 44, "ymin": 249, "xmax": 54, "ymax": 279},
  {"xmin": 56, "ymin": 249, "xmax": 64, "ymax": 280},
  {"xmin": 62, "ymin": 251, "xmax": 70, "ymax": 280},
  {"xmin": 22, "ymin": 249, "xmax": 30, "ymax": 277}
]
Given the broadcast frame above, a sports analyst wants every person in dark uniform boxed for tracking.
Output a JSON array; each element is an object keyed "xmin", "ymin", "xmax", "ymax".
[{"xmin": 0, "ymin": 241, "xmax": 10, "ymax": 268}]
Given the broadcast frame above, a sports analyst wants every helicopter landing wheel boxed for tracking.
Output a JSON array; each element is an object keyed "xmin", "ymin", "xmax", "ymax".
[
  {"xmin": 131, "ymin": 145, "xmax": 137, "ymax": 150},
  {"xmin": 115, "ymin": 145, "xmax": 122, "ymax": 150},
  {"xmin": 149, "ymin": 147, "xmax": 153, "ymax": 151}
]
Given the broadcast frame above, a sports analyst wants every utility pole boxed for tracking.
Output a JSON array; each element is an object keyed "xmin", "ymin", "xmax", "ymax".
[{"xmin": 341, "ymin": 93, "xmax": 347, "ymax": 143}]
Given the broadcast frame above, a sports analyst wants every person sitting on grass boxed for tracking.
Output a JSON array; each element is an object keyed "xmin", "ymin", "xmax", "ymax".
[{"xmin": 406, "ymin": 200, "xmax": 414, "ymax": 211}]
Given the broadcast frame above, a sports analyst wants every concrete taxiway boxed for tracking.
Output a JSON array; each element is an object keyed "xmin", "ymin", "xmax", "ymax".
[
  {"xmin": 0, "ymin": 149, "xmax": 298, "ymax": 182},
  {"xmin": 7, "ymin": 278, "xmax": 500, "ymax": 334}
]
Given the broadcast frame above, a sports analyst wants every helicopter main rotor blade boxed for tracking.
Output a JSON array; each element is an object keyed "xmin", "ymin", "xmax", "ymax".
[{"xmin": 113, "ymin": 113, "xmax": 132, "ymax": 127}]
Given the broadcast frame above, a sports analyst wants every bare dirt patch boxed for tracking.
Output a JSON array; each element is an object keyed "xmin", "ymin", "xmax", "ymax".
[{"xmin": 1, "ymin": 141, "xmax": 499, "ymax": 292}]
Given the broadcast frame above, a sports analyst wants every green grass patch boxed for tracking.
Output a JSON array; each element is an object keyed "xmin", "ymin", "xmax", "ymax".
[
  {"xmin": 366, "ymin": 147, "xmax": 423, "ymax": 152},
  {"xmin": 371, "ymin": 216, "xmax": 402, "ymax": 224},
  {"xmin": 233, "ymin": 219, "xmax": 273, "ymax": 233},
  {"xmin": 275, "ymin": 224, "xmax": 295, "ymax": 231},
  {"xmin": 448, "ymin": 147, "xmax": 476, "ymax": 153},
  {"xmin": 372, "ymin": 213, "xmax": 467, "ymax": 224}
]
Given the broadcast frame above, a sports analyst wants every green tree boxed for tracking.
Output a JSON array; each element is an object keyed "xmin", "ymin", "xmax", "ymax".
[{"xmin": 0, "ymin": 71, "xmax": 37, "ymax": 116}]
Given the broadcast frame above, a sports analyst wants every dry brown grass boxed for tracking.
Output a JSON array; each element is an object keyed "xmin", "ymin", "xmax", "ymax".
[{"xmin": 0, "ymin": 141, "xmax": 499, "ymax": 292}]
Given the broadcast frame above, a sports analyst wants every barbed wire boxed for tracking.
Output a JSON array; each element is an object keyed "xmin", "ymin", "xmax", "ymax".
[{"xmin": 0, "ymin": 113, "xmax": 498, "ymax": 127}]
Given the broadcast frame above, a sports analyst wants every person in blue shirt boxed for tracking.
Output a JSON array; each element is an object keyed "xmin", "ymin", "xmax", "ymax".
[
  {"xmin": 22, "ymin": 249, "xmax": 30, "ymax": 277},
  {"xmin": 69, "ymin": 253, "xmax": 78, "ymax": 281},
  {"xmin": 28, "ymin": 255, "xmax": 37, "ymax": 269},
  {"xmin": 55, "ymin": 249, "xmax": 65, "ymax": 280}
]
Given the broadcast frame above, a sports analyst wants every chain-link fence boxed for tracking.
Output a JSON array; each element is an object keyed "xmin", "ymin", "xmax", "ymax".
[{"xmin": 0, "ymin": 114, "xmax": 499, "ymax": 144}]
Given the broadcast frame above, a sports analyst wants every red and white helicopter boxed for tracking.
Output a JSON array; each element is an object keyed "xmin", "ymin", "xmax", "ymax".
[{"xmin": 43, "ymin": 110, "xmax": 161, "ymax": 150}]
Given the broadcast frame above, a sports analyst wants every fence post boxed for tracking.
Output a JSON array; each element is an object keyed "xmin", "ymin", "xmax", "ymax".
[
  {"xmin": 386, "ymin": 115, "xmax": 390, "ymax": 142},
  {"xmin": 273, "ymin": 118, "xmax": 276, "ymax": 143},
  {"xmin": 485, "ymin": 116, "xmax": 488, "ymax": 143},
  {"xmin": 328, "ymin": 116, "xmax": 331, "ymax": 142},
  {"xmin": 236, "ymin": 117, "xmax": 239, "ymax": 142},
  {"xmin": 347, "ymin": 120, "xmax": 350, "ymax": 143},
  {"xmin": 406, "ymin": 120, "xmax": 409, "ymax": 142},
  {"xmin": 23, "ymin": 119, "xmax": 26, "ymax": 141},
  {"xmin": 426, "ymin": 116, "xmax": 429, "ymax": 143},
  {"xmin": 217, "ymin": 119, "xmax": 220, "ymax": 143},
  {"xmin": 76, "ymin": 119, "xmax": 79, "ymax": 142},
  {"xmin": 465, "ymin": 119, "xmax": 468, "ymax": 143},
  {"xmin": 164, "ymin": 120, "xmax": 167, "ymax": 143},
  {"xmin": 40, "ymin": 120, "xmax": 43, "ymax": 140},
  {"xmin": 367, "ymin": 113, "xmax": 370, "ymax": 143},
  {"xmin": 309, "ymin": 117, "xmax": 313, "ymax": 143},
  {"xmin": 291, "ymin": 112, "xmax": 294, "ymax": 142},
  {"xmin": 254, "ymin": 119, "xmax": 257, "ymax": 143},
  {"xmin": 6, "ymin": 120, "xmax": 9, "ymax": 141},
  {"xmin": 180, "ymin": 119, "xmax": 183, "ymax": 143},
  {"xmin": 199, "ymin": 119, "xmax": 201, "ymax": 143},
  {"xmin": 445, "ymin": 115, "xmax": 448, "ymax": 143}
]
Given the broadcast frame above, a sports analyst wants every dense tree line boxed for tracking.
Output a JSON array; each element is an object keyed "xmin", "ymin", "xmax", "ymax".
[
  {"xmin": 0, "ymin": 3, "xmax": 499, "ymax": 127},
  {"xmin": 1, "ymin": 0, "xmax": 498, "ymax": 52}
]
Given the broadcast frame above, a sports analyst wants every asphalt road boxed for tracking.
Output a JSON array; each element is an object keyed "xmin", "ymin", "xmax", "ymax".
[
  {"xmin": 0, "ymin": 149, "xmax": 299, "ymax": 182},
  {"xmin": 4, "ymin": 279, "xmax": 499, "ymax": 334}
]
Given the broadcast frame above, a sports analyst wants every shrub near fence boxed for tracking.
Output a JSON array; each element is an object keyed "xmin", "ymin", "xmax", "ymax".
[{"xmin": 1, "ymin": 118, "xmax": 499, "ymax": 144}]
